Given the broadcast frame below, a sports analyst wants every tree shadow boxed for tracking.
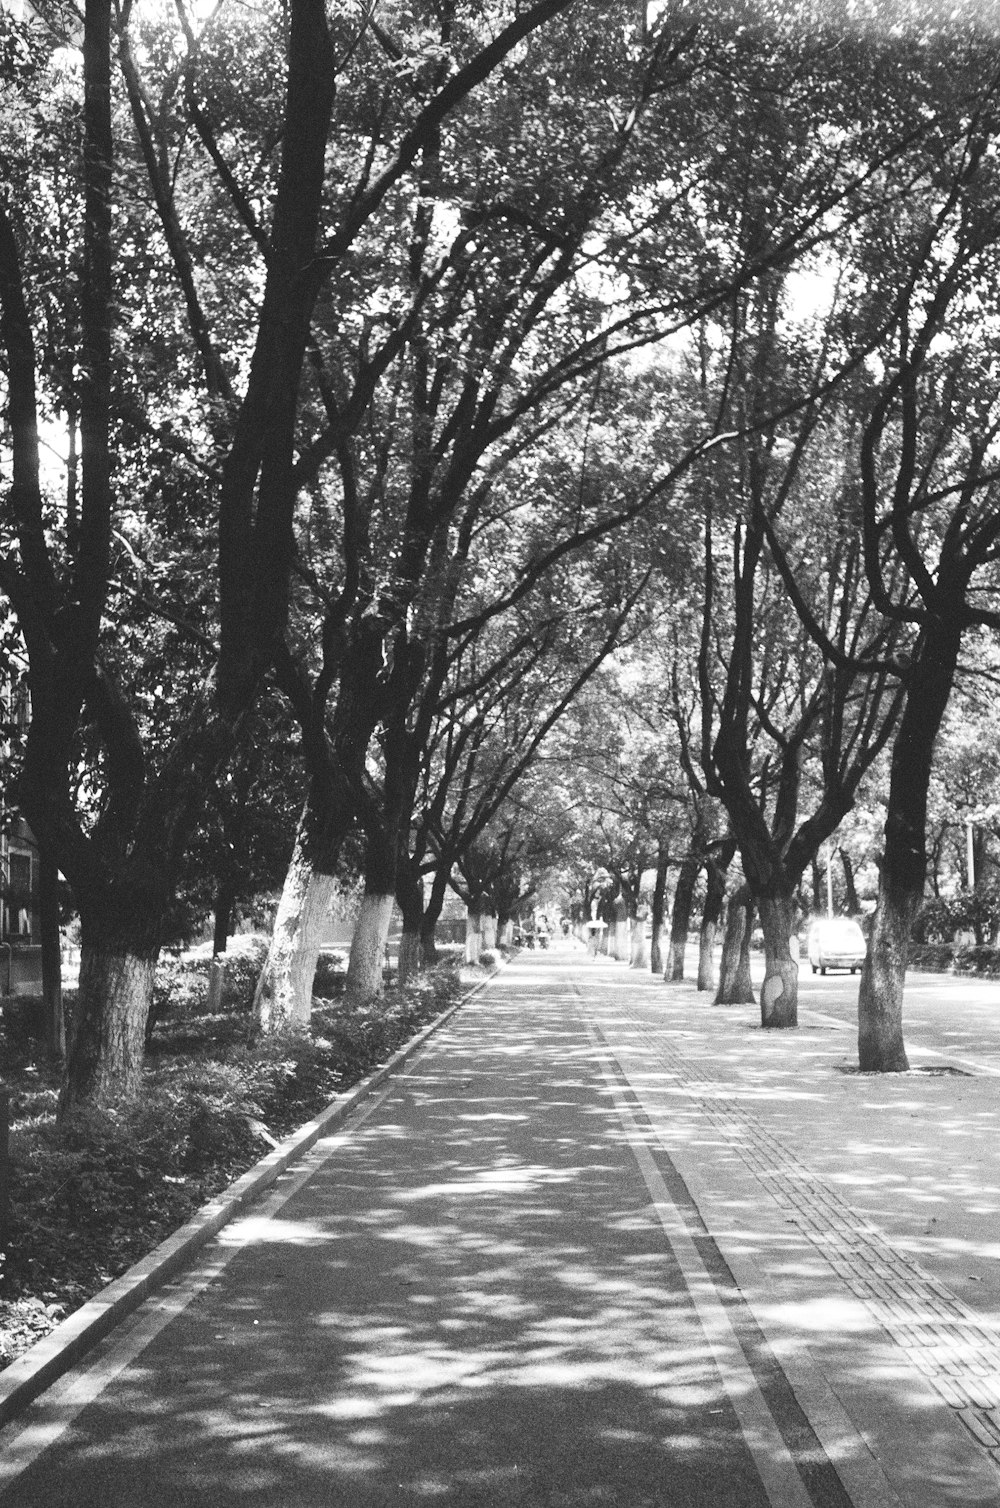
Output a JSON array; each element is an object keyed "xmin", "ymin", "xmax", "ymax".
[{"xmin": 8, "ymin": 1003, "xmax": 786, "ymax": 1507}]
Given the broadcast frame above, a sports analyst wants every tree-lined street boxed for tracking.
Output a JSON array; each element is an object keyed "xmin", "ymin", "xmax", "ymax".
[{"xmin": 7, "ymin": 3, "xmax": 1000, "ymax": 1488}]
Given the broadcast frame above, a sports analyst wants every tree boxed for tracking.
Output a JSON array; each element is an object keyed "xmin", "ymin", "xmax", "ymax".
[
  {"xmin": 853, "ymin": 218, "xmax": 1000, "ymax": 1067},
  {"xmin": 250, "ymin": 5, "xmax": 713, "ymax": 1017},
  {"xmin": 760, "ymin": 84, "xmax": 1000, "ymax": 1065},
  {"xmin": 0, "ymin": 0, "xmax": 581, "ymax": 1106}
]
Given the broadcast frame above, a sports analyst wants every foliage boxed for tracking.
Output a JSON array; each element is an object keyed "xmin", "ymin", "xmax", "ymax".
[
  {"xmin": 913, "ymin": 889, "xmax": 1000, "ymax": 947},
  {"xmin": 905, "ymin": 942, "xmax": 954, "ymax": 973},
  {"xmin": 907, "ymin": 941, "xmax": 1000, "ymax": 977},
  {"xmin": 144, "ymin": 936, "xmax": 271, "ymax": 1045}
]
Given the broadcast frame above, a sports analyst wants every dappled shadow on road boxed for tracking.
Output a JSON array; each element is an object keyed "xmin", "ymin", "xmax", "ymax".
[
  {"xmin": 8, "ymin": 960, "xmax": 1000, "ymax": 1506},
  {"xmin": 6, "ymin": 994, "xmax": 778, "ymax": 1508}
]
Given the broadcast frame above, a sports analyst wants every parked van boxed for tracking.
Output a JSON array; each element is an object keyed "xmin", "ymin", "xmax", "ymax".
[{"xmin": 806, "ymin": 917, "xmax": 867, "ymax": 975}]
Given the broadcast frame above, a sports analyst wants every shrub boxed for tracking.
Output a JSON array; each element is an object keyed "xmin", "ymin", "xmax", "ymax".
[
  {"xmin": 217, "ymin": 937, "xmax": 270, "ymax": 1010},
  {"xmin": 908, "ymin": 942, "xmax": 955, "ymax": 973},
  {"xmin": 5, "ymin": 1067, "xmax": 265, "ymax": 1300},
  {"xmin": 312, "ymin": 950, "xmax": 348, "ymax": 999},
  {"xmin": 952, "ymin": 944, "xmax": 1000, "ymax": 977}
]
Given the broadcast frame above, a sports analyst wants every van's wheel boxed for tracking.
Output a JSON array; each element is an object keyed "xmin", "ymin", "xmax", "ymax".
[
  {"xmin": 850, "ymin": 966, "xmax": 857, "ymax": 974},
  {"xmin": 811, "ymin": 965, "xmax": 817, "ymax": 974},
  {"xmin": 820, "ymin": 966, "xmax": 826, "ymax": 976}
]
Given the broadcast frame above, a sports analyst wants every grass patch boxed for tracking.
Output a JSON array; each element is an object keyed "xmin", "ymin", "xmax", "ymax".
[{"xmin": 0, "ymin": 946, "xmax": 472, "ymax": 1371}]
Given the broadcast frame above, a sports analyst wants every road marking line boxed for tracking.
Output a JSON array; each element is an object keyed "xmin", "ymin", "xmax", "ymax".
[{"xmin": 586, "ymin": 1022, "xmax": 817, "ymax": 1508}]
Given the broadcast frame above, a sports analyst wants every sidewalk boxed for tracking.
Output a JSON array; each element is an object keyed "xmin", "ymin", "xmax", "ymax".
[
  {"xmin": 578, "ymin": 951, "xmax": 1000, "ymax": 1506},
  {"xmin": 0, "ymin": 949, "xmax": 998, "ymax": 1506}
]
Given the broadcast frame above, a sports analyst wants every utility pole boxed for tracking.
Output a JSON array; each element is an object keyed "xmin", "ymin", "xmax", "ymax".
[{"xmin": 826, "ymin": 845, "xmax": 835, "ymax": 918}]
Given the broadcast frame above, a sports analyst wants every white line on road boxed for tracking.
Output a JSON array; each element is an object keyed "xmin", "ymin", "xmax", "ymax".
[{"xmin": 586, "ymin": 1020, "xmax": 819, "ymax": 1508}]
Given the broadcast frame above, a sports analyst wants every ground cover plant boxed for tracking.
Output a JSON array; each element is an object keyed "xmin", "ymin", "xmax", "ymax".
[{"xmin": 0, "ymin": 941, "xmax": 477, "ymax": 1371}]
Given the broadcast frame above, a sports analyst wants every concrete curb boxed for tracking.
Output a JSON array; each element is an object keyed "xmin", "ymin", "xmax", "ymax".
[{"xmin": 0, "ymin": 971, "xmax": 493, "ymax": 1429}]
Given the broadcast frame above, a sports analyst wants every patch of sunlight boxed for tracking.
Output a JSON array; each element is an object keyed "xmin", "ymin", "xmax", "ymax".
[
  {"xmin": 275, "ymin": 1436, "xmax": 386, "ymax": 1473},
  {"xmin": 459, "ymin": 1466, "xmax": 530, "ymax": 1486},
  {"xmin": 555, "ymin": 1268, "xmax": 648, "ymax": 1297},
  {"xmin": 348, "ymin": 1428, "xmax": 391, "ymax": 1446},
  {"xmin": 356, "ymin": 1350, "xmax": 498, "ymax": 1391},
  {"xmin": 452, "ymin": 1292, "xmax": 541, "ymax": 1320},
  {"xmin": 394, "ymin": 1165, "xmax": 579, "ymax": 1200},
  {"xmin": 217, "ymin": 1215, "xmax": 329, "ymax": 1246},
  {"xmin": 197, "ymin": 1410, "xmax": 282, "ymax": 1438},
  {"xmin": 456, "ymin": 1112, "xmax": 530, "ymax": 1122},
  {"xmin": 320, "ymin": 1397, "xmax": 384, "ymax": 1420},
  {"xmin": 762, "ymin": 1294, "xmax": 873, "ymax": 1333},
  {"xmin": 506, "ymin": 1359, "xmax": 642, "ymax": 1388}
]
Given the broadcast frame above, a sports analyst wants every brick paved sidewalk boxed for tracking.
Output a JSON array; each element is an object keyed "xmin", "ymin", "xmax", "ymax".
[{"xmin": 576, "ymin": 954, "xmax": 1000, "ymax": 1506}]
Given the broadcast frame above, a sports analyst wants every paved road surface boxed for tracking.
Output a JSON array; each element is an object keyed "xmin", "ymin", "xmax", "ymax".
[{"xmin": 1, "ymin": 949, "xmax": 999, "ymax": 1507}]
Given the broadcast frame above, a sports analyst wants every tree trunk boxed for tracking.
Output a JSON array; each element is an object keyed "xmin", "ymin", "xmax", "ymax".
[
  {"xmin": 60, "ymin": 922, "xmax": 157, "ymax": 1114},
  {"xmin": 420, "ymin": 866, "xmax": 449, "ymax": 965},
  {"xmin": 482, "ymin": 913, "xmax": 498, "ymax": 951},
  {"xmin": 207, "ymin": 956, "xmax": 225, "ymax": 1014},
  {"xmin": 611, "ymin": 898, "xmax": 631, "ymax": 961},
  {"xmin": 420, "ymin": 916, "xmax": 439, "ymax": 966},
  {"xmin": 667, "ymin": 850, "xmax": 698, "ymax": 982},
  {"xmin": 346, "ymin": 891, "xmax": 394, "ymax": 1002},
  {"xmin": 857, "ymin": 621, "xmax": 962, "ymax": 1071},
  {"xmin": 715, "ymin": 884, "xmax": 755, "ymax": 1005},
  {"xmin": 39, "ymin": 845, "xmax": 64, "ymax": 1063},
  {"xmin": 649, "ymin": 847, "xmax": 668, "ymax": 974},
  {"xmin": 396, "ymin": 861, "xmax": 425, "ymax": 987},
  {"xmin": 857, "ymin": 867, "xmax": 914, "ymax": 1072},
  {"xmin": 253, "ymin": 832, "xmax": 338, "ymax": 1034},
  {"xmin": 212, "ymin": 877, "xmax": 237, "ymax": 957},
  {"xmin": 398, "ymin": 930, "xmax": 422, "ymax": 985},
  {"xmin": 465, "ymin": 909, "xmax": 483, "ymax": 965},
  {"xmin": 630, "ymin": 910, "xmax": 649, "ymax": 969},
  {"xmin": 839, "ymin": 849, "xmax": 860, "ymax": 915},
  {"xmin": 697, "ymin": 860, "xmax": 726, "ymax": 993},
  {"xmin": 757, "ymin": 889, "xmax": 798, "ymax": 1028}
]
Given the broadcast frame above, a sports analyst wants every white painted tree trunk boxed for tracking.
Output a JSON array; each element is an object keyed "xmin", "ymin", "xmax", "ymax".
[
  {"xmin": 207, "ymin": 957, "xmax": 225, "ymax": 1013},
  {"xmin": 345, "ymin": 892, "xmax": 395, "ymax": 1004},
  {"xmin": 630, "ymin": 919, "xmax": 648, "ymax": 969},
  {"xmin": 482, "ymin": 914, "xmax": 497, "ymax": 951},
  {"xmin": 253, "ymin": 837, "xmax": 338, "ymax": 1034},
  {"xmin": 613, "ymin": 918, "xmax": 631, "ymax": 962},
  {"xmin": 465, "ymin": 910, "xmax": 483, "ymax": 964}
]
